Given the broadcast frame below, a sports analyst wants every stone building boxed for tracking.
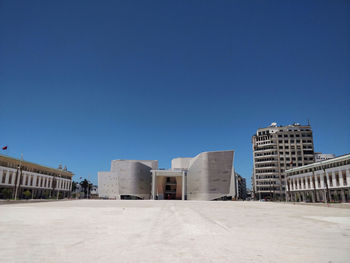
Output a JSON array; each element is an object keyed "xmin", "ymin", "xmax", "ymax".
[
  {"xmin": 235, "ymin": 173, "xmax": 247, "ymax": 200},
  {"xmin": 98, "ymin": 160, "xmax": 158, "ymax": 199},
  {"xmin": 252, "ymin": 122, "xmax": 315, "ymax": 200},
  {"xmin": 98, "ymin": 150, "xmax": 236, "ymax": 201},
  {"xmin": 0, "ymin": 154, "xmax": 73, "ymax": 199},
  {"xmin": 285, "ymin": 153, "xmax": 350, "ymax": 203}
]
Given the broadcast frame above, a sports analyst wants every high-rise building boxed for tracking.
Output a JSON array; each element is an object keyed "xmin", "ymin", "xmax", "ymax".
[
  {"xmin": 252, "ymin": 122, "xmax": 315, "ymax": 200},
  {"xmin": 235, "ymin": 172, "xmax": 247, "ymax": 200}
]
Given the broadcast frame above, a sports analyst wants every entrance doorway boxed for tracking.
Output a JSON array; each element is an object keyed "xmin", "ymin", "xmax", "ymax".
[
  {"xmin": 165, "ymin": 177, "xmax": 177, "ymax": 200},
  {"xmin": 151, "ymin": 170, "xmax": 186, "ymax": 200}
]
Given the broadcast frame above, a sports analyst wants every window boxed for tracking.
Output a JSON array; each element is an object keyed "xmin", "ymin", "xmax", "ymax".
[
  {"xmin": 8, "ymin": 172, "xmax": 13, "ymax": 184},
  {"xmin": 335, "ymin": 172, "xmax": 340, "ymax": 186},
  {"xmin": 328, "ymin": 174, "xmax": 333, "ymax": 187},
  {"xmin": 342, "ymin": 171, "xmax": 347, "ymax": 186},
  {"xmin": 1, "ymin": 170, "xmax": 6, "ymax": 183}
]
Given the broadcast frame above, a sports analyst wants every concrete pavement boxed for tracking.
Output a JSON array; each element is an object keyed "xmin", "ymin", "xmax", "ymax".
[{"xmin": 0, "ymin": 200, "xmax": 349, "ymax": 263}]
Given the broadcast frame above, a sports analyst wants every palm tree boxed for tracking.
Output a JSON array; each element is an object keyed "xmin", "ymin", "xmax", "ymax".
[
  {"xmin": 72, "ymin": 181, "xmax": 77, "ymax": 192},
  {"xmin": 79, "ymin": 179, "xmax": 93, "ymax": 198}
]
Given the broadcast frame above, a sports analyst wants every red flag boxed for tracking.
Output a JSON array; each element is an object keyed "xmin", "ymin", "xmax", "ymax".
[{"xmin": 2, "ymin": 146, "xmax": 7, "ymax": 150}]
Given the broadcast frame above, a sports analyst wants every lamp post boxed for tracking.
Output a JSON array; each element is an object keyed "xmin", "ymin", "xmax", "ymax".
[
  {"xmin": 14, "ymin": 154, "xmax": 23, "ymax": 200},
  {"xmin": 56, "ymin": 172, "xmax": 61, "ymax": 200}
]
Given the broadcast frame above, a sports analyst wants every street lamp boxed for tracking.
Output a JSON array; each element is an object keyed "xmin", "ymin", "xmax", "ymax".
[{"xmin": 57, "ymin": 172, "xmax": 61, "ymax": 200}]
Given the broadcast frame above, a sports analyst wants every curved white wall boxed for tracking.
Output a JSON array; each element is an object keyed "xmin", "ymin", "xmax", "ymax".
[
  {"xmin": 171, "ymin": 158, "xmax": 193, "ymax": 170},
  {"xmin": 99, "ymin": 160, "xmax": 158, "ymax": 199},
  {"xmin": 187, "ymin": 150, "xmax": 234, "ymax": 200}
]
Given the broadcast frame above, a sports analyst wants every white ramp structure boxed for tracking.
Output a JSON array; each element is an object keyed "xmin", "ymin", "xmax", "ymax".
[{"xmin": 98, "ymin": 160, "xmax": 158, "ymax": 199}]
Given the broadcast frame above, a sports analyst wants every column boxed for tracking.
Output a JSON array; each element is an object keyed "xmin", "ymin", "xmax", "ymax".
[
  {"xmin": 323, "ymin": 190, "xmax": 327, "ymax": 203},
  {"xmin": 340, "ymin": 189, "xmax": 346, "ymax": 203},
  {"xmin": 151, "ymin": 172, "xmax": 156, "ymax": 200},
  {"xmin": 302, "ymin": 191, "xmax": 306, "ymax": 202},
  {"xmin": 182, "ymin": 172, "xmax": 185, "ymax": 201},
  {"xmin": 5, "ymin": 170, "xmax": 9, "ymax": 184},
  {"xmin": 316, "ymin": 191, "xmax": 320, "ymax": 202},
  {"xmin": 311, "ymin": 191, "xmax": 315, "ymax": 203}
]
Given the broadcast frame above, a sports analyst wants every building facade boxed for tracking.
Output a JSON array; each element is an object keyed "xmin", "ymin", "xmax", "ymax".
[
  {"xmin": 252, "ymin": 122, "xmax": 315, "ymax": 200},
  {"xmin": 285, "ymin": 154, "xmax": 350, "ymax": 203},
  {"xmin": 235, "ymin": 173, "xmax": 247, "ymax": 200},
  {"xmin": 99, "ymin": 150, "xmax": 236, "ymax": 201},
  {"xmin": 98, "ymin": 160, "xmax": 158, "ymax": 199},
  {"xmin": 314, "ymin": 152, "xmax": 336, "ymax": 162},
  {"xmin": 0, "ymin": 154, "xmax": 73, "ymax": 199}
]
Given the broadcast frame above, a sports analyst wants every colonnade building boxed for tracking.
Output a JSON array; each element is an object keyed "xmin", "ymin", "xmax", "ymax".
[
  {"xmin": 285, "ymin": 154, "xmax": 350, "ymax": 203},
  {"xmin": 0, "ymin": 154, "xmax": 73, "ymax": 199},
  {"xmin": 252, "ymin": 122, "xmax": 314, "ymax": 200},
  {"xmin": 98, "ymin": 150, "xmax": 236, "ymax": 201}
]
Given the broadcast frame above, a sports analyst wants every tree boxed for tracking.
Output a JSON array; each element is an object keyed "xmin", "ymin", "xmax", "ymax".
[
  {"xmin": 72, "ymin": 181, "xmax": 77, "ymax": 192},
  {"xmin": 1, "ymin": 188, "xmax": 12, "ymax": 199},
  {"xmin": 23, "ymin": 190, "xmax": 31, "ymax": 199},
  {"xmin": 79, "ymin": 179, "xmax": 92, "ymax": 198}
]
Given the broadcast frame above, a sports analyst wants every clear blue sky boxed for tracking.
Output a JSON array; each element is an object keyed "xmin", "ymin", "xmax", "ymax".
[{"xmin": 1, "ymin": 0, "xmax": 349, "ymax": 187}]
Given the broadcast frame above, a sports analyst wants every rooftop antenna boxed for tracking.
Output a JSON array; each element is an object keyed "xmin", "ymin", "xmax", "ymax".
[{"xmin": 307, "ymin": 119, "xmax": 310, "ymax": 126}]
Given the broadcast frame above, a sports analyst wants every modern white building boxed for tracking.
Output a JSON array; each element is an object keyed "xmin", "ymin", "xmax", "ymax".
[
  {"xmin": 314, "ymin": 152, "xmax": 335, "ymax": 162},
  {"xmin": 285, "ymin": 154, "xmax": 350, "ymax": 203},
  {"xmin": 98, "ymin": 160, "xmax": 158, "ymax": 199},
  {"xmin": 98, "ymin": 150, "xmax": 236, "ymax": 201},
  {"xmin": 0, "ymin": 154, "xmax": 73, "ymax": 199},
  {"xmin": 252, "ymin": 122, "xmax": 315, "ymax": 200}
]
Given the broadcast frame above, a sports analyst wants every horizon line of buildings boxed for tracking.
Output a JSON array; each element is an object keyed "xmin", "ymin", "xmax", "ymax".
[
  {"xmin": 252, "ymin": 122, "xmax": 349, "ymax": 203},
  {"xmin": 1, "ymin": 121, "xmax": 348, "ymax": 203}
]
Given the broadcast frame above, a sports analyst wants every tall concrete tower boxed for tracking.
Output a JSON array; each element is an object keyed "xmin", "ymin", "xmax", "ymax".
[{"xmin": 252, "ymin": 122, "xmax": 314, "ymax": 200}]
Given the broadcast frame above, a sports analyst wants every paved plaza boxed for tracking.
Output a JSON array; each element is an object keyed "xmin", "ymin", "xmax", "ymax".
[{"xmin": 0, "ymin": 200, "xmax": 349, "ymax": 263}]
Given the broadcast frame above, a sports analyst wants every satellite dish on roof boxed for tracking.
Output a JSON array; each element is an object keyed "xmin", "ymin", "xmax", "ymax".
[{"xmin": 270, "ymin": 122, "xmax": 277, "ymax": 127}]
